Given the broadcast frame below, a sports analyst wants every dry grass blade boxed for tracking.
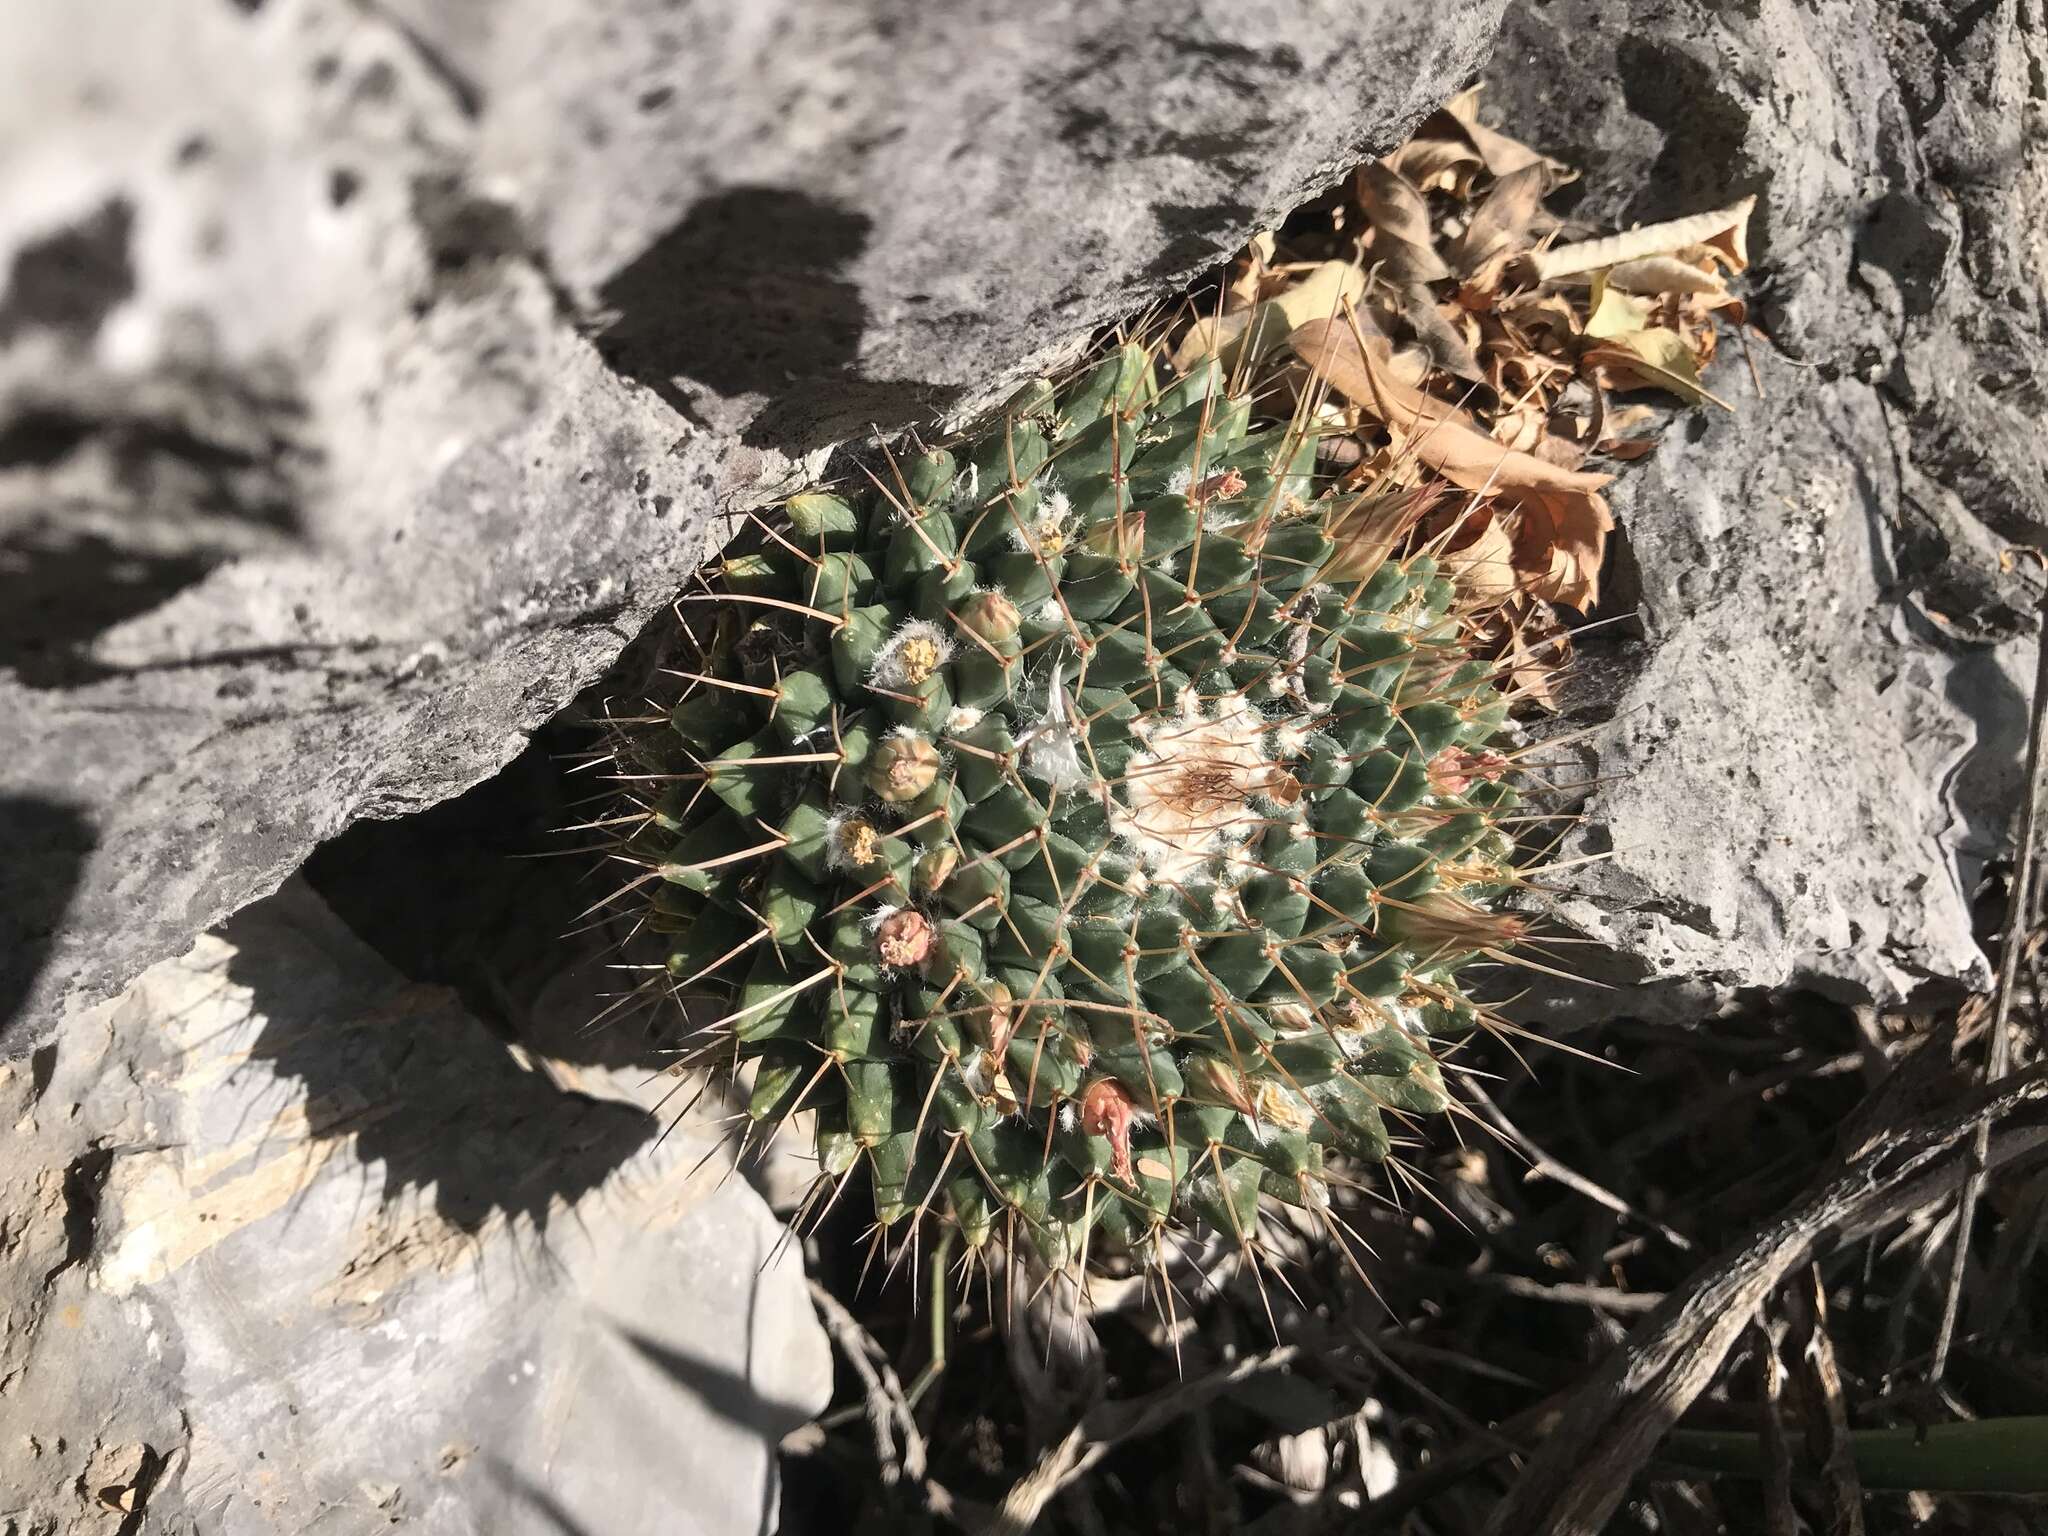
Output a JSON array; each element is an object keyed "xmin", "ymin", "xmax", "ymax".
[
  {"xmin": 1462, "ymin": 1075, "xmax": 1693, "ymax": 1251},
  {"xmin": 1484, "ymin": 1066, "xmax": 2048, "ymax": 1536},
  {"xmin": 1753, "ymin": 1317, "xmax": 1798, "ymax": 1536}
]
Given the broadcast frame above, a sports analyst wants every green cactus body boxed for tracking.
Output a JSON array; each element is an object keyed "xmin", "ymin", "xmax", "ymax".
[{"xmin": 634, "ymin": 342, "xmax": 1525, "ymax": 1271}]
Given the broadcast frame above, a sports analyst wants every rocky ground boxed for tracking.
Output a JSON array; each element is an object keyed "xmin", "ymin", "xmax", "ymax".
[{"xmin": 3, "ymin": 0, "xmax": 2045, "ymax": 1532}]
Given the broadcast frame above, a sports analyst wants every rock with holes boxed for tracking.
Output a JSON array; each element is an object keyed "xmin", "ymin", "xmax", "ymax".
[
  {"xmin": 1478, "ymin": 0, "xmax": 2047, "ymax": 1017},
  {"xmin": 0, "ymin": 0, "xmax": 1505, "ymax": 1052},
  {"xmin": 0, "ymin": 880, "xmax": 831, "ymax": 1534}
]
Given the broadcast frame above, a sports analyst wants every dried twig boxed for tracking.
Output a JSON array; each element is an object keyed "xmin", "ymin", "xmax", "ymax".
[
  {"xmin": 1752, "ymin": 1316, "xmax": 1797, "ymax": 1536},
  {"xmin": 1485, "ymin": 1066, "xmax": 2048, "ymax": 1536},
  {"xmin": 975, "ymin": 1346, "xmax": 1302, "ymax": 1535},
  {"xmin": 1417, "ymin": 1267, "xmax": 1666, "ymax": 1314},
  {"xmin": 1787, "ymin": 1263, "xmax": 1866, "ymax": 1536},
  {"xmin": 809, "ymin": 1278, "xmax": 931, "ymax": 1485},
  {"xmin": 1463, "ymin": 1075, "xmax": 1693, "ymax": 1251}
]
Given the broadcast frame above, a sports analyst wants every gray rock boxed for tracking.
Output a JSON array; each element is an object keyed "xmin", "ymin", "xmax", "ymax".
[
  {"xmin": 0, "ymin": 880, "xmax": 831, "ymax": 1536},
  {"xmin": 0, "ymin": 0, "xmax": 1505, "ymax": 1050},
  {"xmin": 1482, "ymin": 0, "xmax": 2048, "ymax": 1016},
  {"xmin": 1523, "ymin": 348, "xmax": 2018, "ymax": 1015}
]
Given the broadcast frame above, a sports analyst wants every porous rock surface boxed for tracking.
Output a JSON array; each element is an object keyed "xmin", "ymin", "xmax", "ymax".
[
  {"xmin": 0, "ymin": 880, "xmax": 832, "ymax": 1535},
  {"xmin": 1484, "ymin": 0, "xmax": 2048, "ymax": 1016},
  {"xmin": 0, "ymin": 0, "xmax": 1504, "ymax": 1052}
]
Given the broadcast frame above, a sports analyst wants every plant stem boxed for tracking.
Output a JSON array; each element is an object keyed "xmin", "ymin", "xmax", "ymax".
[
  {"xmin": 1661, "ymin": 1417, "xmax": 2048, "ymax": 1495},
  {"xmin": 905, "ymin": 1226, "xmax": 956, "ymax": 1411}
]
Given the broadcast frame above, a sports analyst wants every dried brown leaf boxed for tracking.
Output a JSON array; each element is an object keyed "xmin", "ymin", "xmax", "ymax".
[
  {"xmin": 1584, "ymin": 327, "xmax": 1732, "ymax": 409},
  {"xmin": 1607, "ymin": 254, "xmax": 1730, "ymax": 298},
  {"xmin": 1449, "ymin": 163, "xmax": 1554, "ymax": 281},
  {"xmin": 1593, "ymin": 401, "xmax": 1661, "ymax": 460},
  {"xmin": 1386, "ymin": 130, "xmax": 1484, "ymax": 194},
  {"xmin": 1599, "ymin": 437, "xmax": 1660, "ymax": 461},
  {"xmin": 1496, "ymin": 290, "xmax": 1582, "ymax": 338},
  {"xmin": 1356, "ymin": 162, "xmax": 1452, "ymax": 285},
  {"xmin": 1400, "ymin": 287, "xmax": 1487, "ymax": 382},
  {"xmin": 1492, "ymin": 401, "xmax": 1545, "ymax": 453},
  {"xmin": 1172, "ymin": 261, "xmax": 1365, "ymax": 375},
  {"xmin": 1292, "ymin": 315, "xmax": 1615, "ymax": 608},
  {"xmin": 1510, "ymin": 498, "xmax": 1611, "ymax": 611},
  {"xmin": 1530, "ymin": 431, "xmax": 1592, "ymax": 471},
  {"xmin": 1170, "ymin": 312, "xmax": 1250, "ymax": 376},
  {"xmin": 1439, "ymin": 86, "xmax": 1575, "ymax": 183},
  {"xmin": 1583, "ymin": 281, "xmax": 1650, "ymax": 340},
  {"xmin": 1441, "ymin": 514, "xmax": 1520, "ymax": 607}
]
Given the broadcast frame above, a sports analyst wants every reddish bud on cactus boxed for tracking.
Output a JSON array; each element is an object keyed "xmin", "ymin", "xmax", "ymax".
[
  {"xmin": 875, "ymin": 909, "xmax": 935, "ymax": 968},
  {"xmin": 1079, "ymin": 1077, "xmax": 1136, "ymax": 1182},
  {"xmin": 1187, "ymin": 467, "xmax": 1246, "ymax": 505},
  {"xmin": 1426, "ymin": 745, "xmax": 1509, "ymax": 796}
]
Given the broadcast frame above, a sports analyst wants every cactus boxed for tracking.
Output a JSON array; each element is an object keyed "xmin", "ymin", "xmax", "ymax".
[{"xmin": 622, "ymin": 341, "xmax": 1533, "ymax": 1275}]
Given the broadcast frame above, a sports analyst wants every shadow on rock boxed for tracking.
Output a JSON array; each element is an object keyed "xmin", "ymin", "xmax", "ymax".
[
  {"xmin": 595, "ymin": 184, "xmax": 957, "ymax": 453},
  {"xmin": 0, "ymin": 385, "xmax": 312, "ymax": 690},
  {"xmin": 615, "ymin": 1325, "xmax": 819, "ymax": 1444},
  {"xmin": 223, "ymin": 880, "xmax": 656, "ymax": 1236},
  {"xmin": 489, "ymin": 1463, "xmax": 602, "ymax": 1536},
  {"xmin": 1613, "ymin": 37, "xmax": 1770, "ymax": 248},
  {"xmin": 610, "ymin": 1325, "xmax": 815, "ymax": 1536},
  {"xmin": 0, "ymin": 795, "xmax": 96, "ymax": 1052}
]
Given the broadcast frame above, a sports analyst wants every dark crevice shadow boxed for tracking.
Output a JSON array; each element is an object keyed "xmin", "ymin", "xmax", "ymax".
[
  {"xmin": 0, "ymin": 195, "xmax": 311, "ymax": 688},
  {"xmin": 1, "ymin": 527, "xmax": 231, "ymax": 688},
  {"xmin": 0, "ymin": 796, "xmax": 97, "ymax": 1054},
  {"xmin": 300, "ymin": 723, "xmax": 686, "ymax": 1071},
  {"xmin": 232, "ymin": 620, "xmax": 766, "ymax": 1232},
  {"xmin": 594, "ymin": 185, "xmax": 959, "ymax": 453},
  {"xmin": 0, "ymin": 197, "xmax": 135, "ymax": 346},
  {"xmin": 1145, "ymin": 200, "xmax": 1257, "ymax": 281},
  {"xmin": 1614, "ymin": 36, "xmax": 1773, "ymax": 270},
  {"xmin": 615, "ymin": 1325, "xmax": 819, "ymax": 1441}
]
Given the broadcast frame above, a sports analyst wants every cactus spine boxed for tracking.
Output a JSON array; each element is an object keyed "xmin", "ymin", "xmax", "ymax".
[{"xmin": 626, "ymin": 342, "xmax": 1530, "ymax": 1274}]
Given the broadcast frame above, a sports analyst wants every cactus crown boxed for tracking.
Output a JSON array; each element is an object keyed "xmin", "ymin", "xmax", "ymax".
[{"xmin": 626, "ymin": 342, "xmax": 1527, "ymax": 1274}]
